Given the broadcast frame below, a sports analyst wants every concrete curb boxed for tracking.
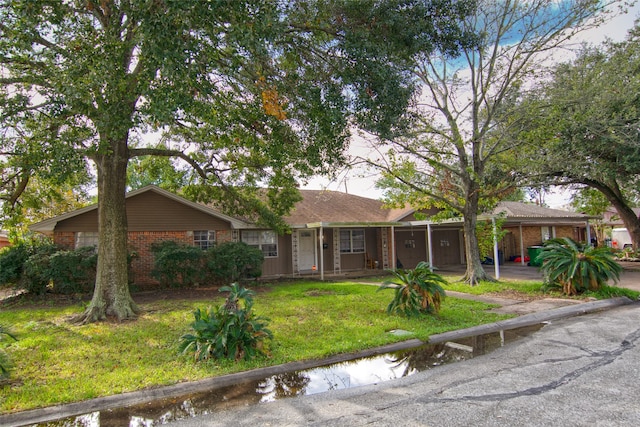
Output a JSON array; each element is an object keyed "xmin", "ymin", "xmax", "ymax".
[{"xmin": 0, "ymin": 297, "xmax": 634, "ymax": 427}]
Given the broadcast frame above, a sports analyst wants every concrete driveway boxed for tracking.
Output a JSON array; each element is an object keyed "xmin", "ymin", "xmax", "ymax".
[
  {"xmin": 438, "ymin": 261, "xmax": 640, "ymax": 292},
  {"xmin": 171, "ymin": 302, "xmax": 640, "ymax": 427}
]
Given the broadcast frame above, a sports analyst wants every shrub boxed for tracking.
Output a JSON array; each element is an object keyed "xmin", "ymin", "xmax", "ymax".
[
  {"xmin": 20, "ymin": 243, "xmax": 59, "ymax": 295},
  {"xmin": 179, "ymin": 283, "xmax": 272, "ymax": 361},
  {"xmin": 47, "ymin": 246, "xmax": 98, "ymax": 294},
  {"xmin": 0, "ymin": 240, "xmax": 99, "ymax": 295},
  {"xmin": 0, "ymin": 324, "xmax": 17, "ymax": 379},
  {"xmin": 150, "ymin": 240, "xmax": 206, "ymax": 287},
  {"xmin": 538, "ymin": 237, "xmax": 622, "ymax": 296},
  {"xmin": 378, "ymin": 261, "xmax": 447, "ymax": 317},
  {"xmin": 206, "ymin": 241, "xmax": 263, "ymax": 284},
  {"xmin": 0, "ymin": 242, "xmax": 31, "ymax": 286},
  {"xmin": 0, "ymin": 239, "xmax": 59, "ymax": 288}
]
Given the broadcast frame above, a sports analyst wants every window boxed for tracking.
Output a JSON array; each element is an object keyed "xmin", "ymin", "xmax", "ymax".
[
  {"xmin": 340, "ymin": 229, "xmax": 365, "ymax": 253},
  {"xmin": 242, "ymin": 230, "xmax": 278, "ymax": 257},
  {"xmin": 194, "ymin": 230, "xmax": 216, "ymax": 250},
  {"xmin": 405, "ymin": 239, "xmax": 416, "ymax": 249},
  {"xmin": 541, "ymin": 226, "xmax": 554, "ymax": 242},
  {"xmin": 76, "ymin": 232, "xmax": 98, "ymax": 249}
]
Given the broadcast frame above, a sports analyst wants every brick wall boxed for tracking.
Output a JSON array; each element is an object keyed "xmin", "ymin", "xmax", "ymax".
[
  {"xmin": 53, "ymin": 230, "xmax": 217, "ymax": 286},
  {"xmin": 504, "ymin": 225, "xmax": 583, "ymax": 259},
  {"xmin": 128, "ymin": 231, "xmax": 192, "ymax": 285},
  {"xmin": 54, "ymin": 232, "xmax": 75, "ymax": 249}
]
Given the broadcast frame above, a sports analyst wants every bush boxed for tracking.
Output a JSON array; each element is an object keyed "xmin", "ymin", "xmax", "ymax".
[
  {"xmin": 179, "ymin": 283, "xmax": 272, "ymax": 361},
  {"xmin": 0, "ymin": 242, "xmax": 32, "ymax": 286},
  {"xmin": 538, "ymin": 237, "xmax": 622, "ymax": 295},
  {"xmin": 0, "ymin": 239, "xmax": 58, "ymax": 288},
  {"xmin": 1, "ymin": 241, "xmax": 98, "ymax": 295},
  {"xmin": 19, "ymin": 243, "xmax": 59, "ymax": 295},
  {"xmin": 206, "ymin": 242, "xmax": 263, "ymax": 284},
  {"xmin": 47, "ymin": 247, "xmax": 98, "ymax": 294},
  {"xmin": 378, "ymin": 261, "xmax": 447, "ymax": 317},
  {"xmin": 150, "ymin": 240, "xmax": 206, "ymax": 287}
]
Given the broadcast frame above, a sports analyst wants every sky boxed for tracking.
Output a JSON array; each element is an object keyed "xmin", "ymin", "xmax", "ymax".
[{"xmin": 301, "ymin": 2, "xmax": 640, "ymax": 209}]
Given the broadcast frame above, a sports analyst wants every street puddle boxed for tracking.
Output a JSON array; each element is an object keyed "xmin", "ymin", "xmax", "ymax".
[{"xmin": 30, "ymin": 324, "xmax": 545, "ymax": 427}]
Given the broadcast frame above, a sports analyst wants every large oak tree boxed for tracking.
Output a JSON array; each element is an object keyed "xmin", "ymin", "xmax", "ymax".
[{"xmin": 0, "ymin": 0, "xmax": 474, "ymax": 322}]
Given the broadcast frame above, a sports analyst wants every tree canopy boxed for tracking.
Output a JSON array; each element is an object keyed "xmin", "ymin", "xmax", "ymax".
[
  {"xmin": 368, "ymin": 0, "xmax": 617, "ymax": 284},
  {"xmin": 0, "ymin": 0, "xmax": 476, "ymax": 322},
  {"xmin": 514, "ymin": 23, "xmax": 640, "ymax": 247}
]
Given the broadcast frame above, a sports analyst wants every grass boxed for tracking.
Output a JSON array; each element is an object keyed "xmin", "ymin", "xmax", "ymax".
[
  {"xmin": 0, "ymin": 276, "xmax": 637, "ymax": 414},
  {"xmin": 0, "ymin": 280, "xmax": 510, "ymax": 414}
]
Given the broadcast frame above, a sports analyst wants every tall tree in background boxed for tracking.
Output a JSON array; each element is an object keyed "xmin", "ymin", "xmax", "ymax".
[
  {"xmin": 0, "ymin": 0, "xmax": 474, "ymax": 322},
  {"xmin": 515, "ymin": 24, "xmax": 640, "ymax": 248},
  {"xmin": 370, "ymin": 0, "xmax": 618, "ymax": 284}
]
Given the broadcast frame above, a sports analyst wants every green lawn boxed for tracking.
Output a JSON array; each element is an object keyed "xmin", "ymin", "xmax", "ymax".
[{"xmin": 0, "ymin": 278, "xmax": 636, "ymax": 414}]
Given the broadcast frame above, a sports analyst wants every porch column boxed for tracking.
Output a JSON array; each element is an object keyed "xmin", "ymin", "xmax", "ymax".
[
  {"xmin": 319, "ymin": 226, "xmax": 324, "ymax": 281},
  {"xmin": 427, "ymin": 223, "xmax": 434, "ymax": 272},
  {"xmin": 391, "ymin": 226, "xmax": 396, "ymax": 271},
  {"xmin": 586, "ymin": 220, "xmax": 592, "ymax": 246},
  {"xmin": 492, "ymin": 217, "xmax": 500, "ymax": 280},
  {"xmin": 519, "ymin": 224, "xmax": 525, "ymax": 266}
]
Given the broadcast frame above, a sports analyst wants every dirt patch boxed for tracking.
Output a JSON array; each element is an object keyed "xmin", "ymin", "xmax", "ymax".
[
  {"xmin": 484, "ymin": 290, "xmax": 558, "ymax": 302},
  {"xmin": 304, "ymin": 289, "xmax": 337, "ymax": 297}
]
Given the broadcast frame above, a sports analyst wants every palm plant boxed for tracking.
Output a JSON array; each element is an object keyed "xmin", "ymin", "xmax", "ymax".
[
  {"xmin": 537, "ymin": 237, "xmax": 622, "ymax": 295},
  {"xmin": 179, "ymin": 283, "xmax": 272, "ymax": 361},
  {"xmin": 378, "ymin": 261, "xmax": 447, "ymax": 317}
]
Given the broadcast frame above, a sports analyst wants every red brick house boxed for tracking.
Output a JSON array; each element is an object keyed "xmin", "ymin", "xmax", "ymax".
[
  {"xmin": 0, "ymin": 231, "xmax": 10, "ymax": 250},
  {"xmin": 30, "ymin": 186, "xmax": 597, "ymax": 284}
]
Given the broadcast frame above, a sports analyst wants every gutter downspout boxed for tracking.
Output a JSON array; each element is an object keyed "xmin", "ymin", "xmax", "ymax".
[
  {"xmin": 427, "ymin": 223, "xmax": 434, "ymax": 272},
  {"xmin": 319, "ymin": 226, "xmax": 324, "ymax": 281},
  {"xmin": 391, "ymin": 226, "xmax": 396, "ymax": 271},
  {"xmin": 519, "ymin": 224, "xmax": 525, "ymax": 266}
]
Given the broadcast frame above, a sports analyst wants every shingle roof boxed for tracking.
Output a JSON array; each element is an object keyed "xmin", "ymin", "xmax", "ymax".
[
  {"xmin": 489, "ymin": 201, "xmax": 596, "ymax": 220},
  {"xmin": 283, "ymin": 190, "xmax": 392, "ymax": 225}
]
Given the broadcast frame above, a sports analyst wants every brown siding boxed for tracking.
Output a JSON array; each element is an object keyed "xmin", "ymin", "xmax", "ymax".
[
  {"xmin": 341, "ymin": 252, "xmax": 364, "ymax": 270},
  {"xmin": 431, "ymin": 229, "xmax": 462, "ymax": 266},
  {"xmin": 320, "ymin": 230, "xmax": 334, "ymax": 272},
  {"xmin": 395, "ymin": 229, "xmax": 427, "ymax": 269},
  {"xmin": 261, "ymin": 234, "xmax": 292, "ymax": 277},
  {"xmin": 126, "ymin": 191, "xmax": 232, "ymax": 231},
  {"xmin": 55, "ymin": 191, "xmax": 233, "ymax": 232}
]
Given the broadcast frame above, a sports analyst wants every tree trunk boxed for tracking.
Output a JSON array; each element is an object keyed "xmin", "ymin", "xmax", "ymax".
[
  {"xmin": 587, "ymin": 180, "xmax": 640, "ymax": 250},
  {"xmin": 73, "ymin": 138, "xmax": 139, "ymax": 324},
  {"xmin": 461, "ymin": 192, "xmax": 493, "ymax": 285},
  {"xmin": 610, "ymin": 198, "xmax": 640, "ymax": 250}
]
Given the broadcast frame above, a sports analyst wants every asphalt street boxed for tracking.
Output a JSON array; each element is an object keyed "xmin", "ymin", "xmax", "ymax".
[{"xmin": 171, "ymin": 302, "xmax": 640, "ymax": 427}]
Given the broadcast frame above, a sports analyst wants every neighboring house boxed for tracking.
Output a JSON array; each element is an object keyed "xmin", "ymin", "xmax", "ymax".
[
  {"xmin": 487, "ymin": 202, "xmax": 599, "ymax": 263},
  {"xmin": 600, "ymin": 206, "xmax": 640, "ymax": 249},
  {"xmin": 30, "ymin": 186, "xmax": 598, "ymax": 284},
  {"xmin": 601, "ymin": 207, "xmax": 640, "ymax": 227},
  {"xmin": 0, "ymin": 231, "xmax": 10, "ymax": 249}
]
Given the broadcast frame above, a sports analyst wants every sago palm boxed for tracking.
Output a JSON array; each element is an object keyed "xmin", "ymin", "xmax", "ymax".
[
  {"xmin": 537, "ymin": 237, "xmax": 622, "ymax": 295},
  {"xmin": 378, "ymin": 261, "xmax": 447, "ymax": 317}
]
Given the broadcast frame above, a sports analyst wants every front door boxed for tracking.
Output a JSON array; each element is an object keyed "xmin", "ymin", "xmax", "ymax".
[{"xmin": 298, "ymin": 230, "xmax": 317, "ymax": 271}]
